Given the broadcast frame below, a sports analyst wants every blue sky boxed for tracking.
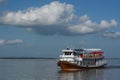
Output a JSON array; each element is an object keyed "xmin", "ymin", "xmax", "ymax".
[{"xmin": 0, "ymin": 0, "xmax": 120, "ymax": 58}]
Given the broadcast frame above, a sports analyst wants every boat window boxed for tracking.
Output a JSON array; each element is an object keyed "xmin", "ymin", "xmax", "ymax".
[{"xmin": 64, "ymin": 52, "xmax": 72, "ymax": 55}]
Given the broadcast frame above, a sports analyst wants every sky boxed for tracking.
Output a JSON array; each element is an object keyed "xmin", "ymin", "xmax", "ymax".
[{"xmin": 0, "ymin": 0, "xmax": 120, "ymax": 58}]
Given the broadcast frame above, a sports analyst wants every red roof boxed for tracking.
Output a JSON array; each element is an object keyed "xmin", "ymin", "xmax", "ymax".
[{"xmin": 92, "ymin": 51, "xmax": 104, "ymax": 54}]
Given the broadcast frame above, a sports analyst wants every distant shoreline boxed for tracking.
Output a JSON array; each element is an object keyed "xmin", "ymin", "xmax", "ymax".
[
  {"xmin": 0, "ymin": 57, "xmax": 120, "ymax": 59},
  {"xmin": 0, "ymin": 57, "xmax": 57, "ymax": 59}
]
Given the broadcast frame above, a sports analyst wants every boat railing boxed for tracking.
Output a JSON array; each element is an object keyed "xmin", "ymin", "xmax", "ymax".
[
  {"xmin": 82, "ymin": 54, "xmax": 104, "ymax": 59},
  {"xmin": 59, "ymin": 55, "xmax": 74, "ymax": 62},
  {"xmin": 96, "ymin": 59, "xmax": 107, "ymax": 66}
]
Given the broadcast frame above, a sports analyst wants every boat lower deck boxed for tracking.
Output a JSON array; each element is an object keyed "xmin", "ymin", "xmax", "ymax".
[{"xmin": 57, "ymin": 61, "xmax": 107, "ymax": 70}]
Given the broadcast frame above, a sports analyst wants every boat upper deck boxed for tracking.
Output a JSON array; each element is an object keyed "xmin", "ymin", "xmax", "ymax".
[{"xmin": 61, "ymin": 48, "xmax": 104, "ymax": 59}]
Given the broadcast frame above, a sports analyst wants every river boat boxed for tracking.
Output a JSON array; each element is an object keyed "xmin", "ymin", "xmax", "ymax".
[{"xmin": 57, "ymin": 48, "xmax": 107, "ymax": 70}]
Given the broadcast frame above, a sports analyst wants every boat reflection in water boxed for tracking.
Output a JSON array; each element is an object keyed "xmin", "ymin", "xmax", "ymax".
[{"xmin": 58, "ymin": 69, "xmax": 105, "ymax": 80}]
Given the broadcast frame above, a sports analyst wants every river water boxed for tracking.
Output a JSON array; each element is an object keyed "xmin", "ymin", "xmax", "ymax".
[{"xmin": 0, "ymin": 59, "xmax": 120, "ymax": 80}]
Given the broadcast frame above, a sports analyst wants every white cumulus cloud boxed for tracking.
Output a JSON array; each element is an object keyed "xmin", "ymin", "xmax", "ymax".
[
  {"xmin": 0, "ymin": 39, "xmax": 5, "ymax": 45},
  {"xmin": 0, "ymin": 1, "xmax": 74, "ymax": 26},
  {"xmin": 103, "ymin": 32, "xmax": 120, "ymax": 39},
  {"xmin": 0, "ymin": 39, "xmax": 23, "ymax": 45},
  {"xmin": 6, "ymin": 39, "xmax": 23, "ymax": 45},
  {"xmin": 68, "ymin": 17, "xmax": 117, "ymax": 34},
  {"xmin": 0, "ymin": 1, "xmax": 118, "ymax": 36}
]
